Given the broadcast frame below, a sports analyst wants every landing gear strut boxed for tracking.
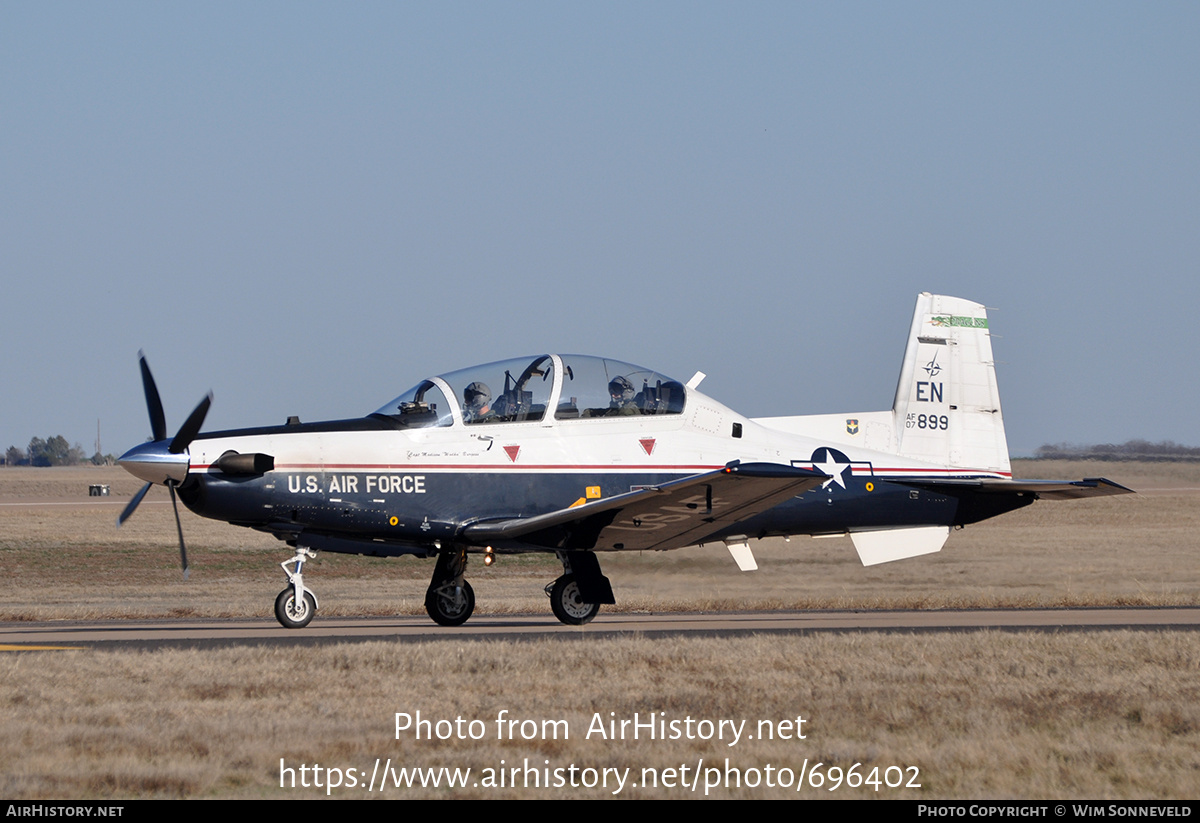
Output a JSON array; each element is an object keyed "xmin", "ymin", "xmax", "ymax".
[
  {"xmin": 275, "ymin": 547, "xmax": 320, "ymax": 629},
  {"xmin": 425, "ymin": 546, "xmax": 475, "ymax": 626}
]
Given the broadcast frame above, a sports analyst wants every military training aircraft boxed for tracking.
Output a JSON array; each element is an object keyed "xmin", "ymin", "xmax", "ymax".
[{"xmin": 117, "ymin": 293, "xmax": 1131, "ymax": 629}]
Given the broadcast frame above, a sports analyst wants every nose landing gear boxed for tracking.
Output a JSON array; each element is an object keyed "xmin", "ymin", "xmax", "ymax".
[{"xmin": 275, "ymin": 547, "xmax": 320, "ymax": 629}]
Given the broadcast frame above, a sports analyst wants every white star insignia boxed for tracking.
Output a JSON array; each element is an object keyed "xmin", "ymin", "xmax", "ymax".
[{"xmin": 813, "ymin": 455, "xmax": 850, "ymax": 489}]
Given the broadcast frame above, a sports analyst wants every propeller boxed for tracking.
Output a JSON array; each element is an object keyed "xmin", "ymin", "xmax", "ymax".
[{"xmin": 117, "ymin": 351, "xmax": 212, "ymax": 580}]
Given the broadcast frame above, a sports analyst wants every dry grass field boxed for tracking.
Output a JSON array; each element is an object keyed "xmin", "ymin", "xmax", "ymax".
[
  {"xmin": 2, "ymin": 632, "xmax": 1198, "ymax": 799},
  {"xmin": 1, "ymin": 460, "xmax": 1197, "ymax": 799}
]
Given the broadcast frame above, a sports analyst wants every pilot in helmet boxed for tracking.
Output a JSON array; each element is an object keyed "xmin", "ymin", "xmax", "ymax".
[
  {"xmin": 463, "ymin": 382, "xmax": 494, "ymax": 423},
  {"xmin": 607, "ymin": 376, "xmax": 639, "ymax": 416}
]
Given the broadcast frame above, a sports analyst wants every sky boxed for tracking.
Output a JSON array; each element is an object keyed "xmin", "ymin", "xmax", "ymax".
[{"xmin": 2, "ymin": 1, "xmax": 1197, "ymax": 458}]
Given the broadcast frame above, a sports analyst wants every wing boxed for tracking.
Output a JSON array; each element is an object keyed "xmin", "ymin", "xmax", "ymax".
[
  {"xmin": 897, "ymin": 476, "xmax": 1134, "ymax": 500},
  {"xmin": 462, "ymin": 462, "xmax": 828, "ymax": 552}
]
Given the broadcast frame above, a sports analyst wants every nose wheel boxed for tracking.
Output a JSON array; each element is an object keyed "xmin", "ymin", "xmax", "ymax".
[{"xmin": 275, "ymin": 588, "xmax": 316, "ymax": 629}]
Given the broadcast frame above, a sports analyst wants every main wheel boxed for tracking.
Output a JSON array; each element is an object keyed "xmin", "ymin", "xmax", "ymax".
[
  {"xmin": 548, "ymin": 575, "xmax": 600, "ymax": 625},
  {"xmin": 425, "ymin": 579, "xmax": 475, "ymax": 627},
  {"xmin": 275, "ymin": 588, "xmax": 316, "ymax": 629}
]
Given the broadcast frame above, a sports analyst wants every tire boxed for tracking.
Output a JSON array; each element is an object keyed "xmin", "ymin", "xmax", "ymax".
[
  {"xmin": 275, "ymin": 588, "xmax": 316, "ymax": 629},
  {"xmin": 549, "ymin": 575, "xmax": 600, "ymax": 626},
  {"xmin": 425, "ymin": 579, "xmax": 475, "ymax": 627}
]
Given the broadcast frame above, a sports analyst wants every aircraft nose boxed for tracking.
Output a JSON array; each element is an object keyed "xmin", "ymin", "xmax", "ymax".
[{"xmin": 118, "ymin": 441, "xmax": 190, "ymax": 486}]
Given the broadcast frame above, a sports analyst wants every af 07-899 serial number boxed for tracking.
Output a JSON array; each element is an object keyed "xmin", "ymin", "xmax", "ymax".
[{"xmin": 905, "ymin": 414, "xmax": 949, "ymax": 430}]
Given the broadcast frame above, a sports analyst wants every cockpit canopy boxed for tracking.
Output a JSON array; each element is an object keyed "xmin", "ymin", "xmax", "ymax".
[{"xmin": 371, "ymin": 354, "xmax": 687, "ymax": 429}]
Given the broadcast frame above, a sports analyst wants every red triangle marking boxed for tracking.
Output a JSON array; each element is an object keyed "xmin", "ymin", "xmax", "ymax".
[
  {"xmin": 639, "ymin": 438, "xmax": 656, "ymax": 456},
  {"xmin": 503, "ymin": 445, "xmax": 521, "ymax": 462}
]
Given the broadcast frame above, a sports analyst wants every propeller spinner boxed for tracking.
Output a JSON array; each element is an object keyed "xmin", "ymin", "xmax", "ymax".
[{"xmin": 116, "ymin": 351, "xmax": 212, "ymax": 579}]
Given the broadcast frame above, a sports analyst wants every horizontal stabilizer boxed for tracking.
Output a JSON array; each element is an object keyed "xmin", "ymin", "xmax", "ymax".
[
  {"xmin": 896, "ymin": 476, "xmax": 1134, "ymax": 500},
  {"xmin": 463, "ymin": 462, "xmax": 827, "ymax": 552},
  {"xmin": 850, "ymin": 526, "xmax": 950, "ymax": 566},
  {"xmin": 1001, "ymin": 477, "xmax": 1134, "ymax": 499}
]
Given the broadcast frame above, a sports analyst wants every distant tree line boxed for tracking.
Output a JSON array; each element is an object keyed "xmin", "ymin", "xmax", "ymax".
[
  {"xmin": 1034, "ymin": 440, "xmax": 1200, "ymax": 462},
  {"xmin": 3, "ymin": 436, "xmax": 114, "ymax": 467}
]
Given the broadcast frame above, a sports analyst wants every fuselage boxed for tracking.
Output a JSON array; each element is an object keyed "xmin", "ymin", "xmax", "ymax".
[{"xmin": 168, "ymin": 352, "xmax": 1018, "ymax": 557}]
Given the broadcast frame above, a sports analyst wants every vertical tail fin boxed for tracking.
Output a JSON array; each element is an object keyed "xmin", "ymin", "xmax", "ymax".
[{"xmin": 892, "ymin": 293, "xmax": 1010, "ymax": 474}]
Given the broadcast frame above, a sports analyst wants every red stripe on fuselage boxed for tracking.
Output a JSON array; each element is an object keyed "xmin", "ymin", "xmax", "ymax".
[
  {"xmin": 191, "ymin": 462, "xmax": 1011, "ymax": 478},
  {"xmin": 192, "ymin": 463, "xmax": 724, "ymax": 472}
]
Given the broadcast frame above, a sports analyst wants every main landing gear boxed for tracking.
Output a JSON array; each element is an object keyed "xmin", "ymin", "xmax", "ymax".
[
  {"xmin": 275, "ymin": 547, "xmax": 320, "ymax": 629},
  {"xmin": 546, "ymin": 575, "xmax": 600, "ymax": 625},
  {"xmin": 545, "ymin": 552, "xmax": 615, "ymax": 626},
  {"xmin": 425, "ymin": 546, "xmax": 475, "ymax": 627}
]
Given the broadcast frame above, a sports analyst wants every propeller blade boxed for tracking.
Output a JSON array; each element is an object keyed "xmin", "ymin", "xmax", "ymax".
[
  {"xmin": 117, "ymin": 481, "xmax": 153, "ymax": 526},
  {"xmin": 139, "ymin": 351, "xmax": 168, "ymax": 443},
  {"xmin": 170, "ymin": 392, "xmax": 212, "ymax": 454},
  {"xmin": 128, "ymin": 351, "xmax": 203, "ymax": 578},
  {"xmin": 169, "ymin": 484, "xmax": 190, "ymax": 580}
]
